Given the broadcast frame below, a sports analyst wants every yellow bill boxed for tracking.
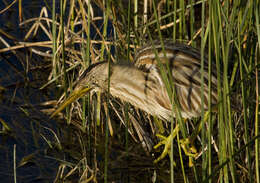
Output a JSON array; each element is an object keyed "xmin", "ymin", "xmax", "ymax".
[{"xmin": 50, "ymin": 87, "xmax": 92, "ymax": 118}]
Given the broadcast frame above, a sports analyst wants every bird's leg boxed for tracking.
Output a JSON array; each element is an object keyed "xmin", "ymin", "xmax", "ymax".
[
  {"xmin": 153, "ymin": 124, "xmax": 179, "ymax": 164},
  {"xmin": 179, "ymin": 134, "xmax": 198, "ymax": 167},
  {"xmin": 153, "ymin": 121, "xmax": 196, "ymax": 165},
  {"xmin": 179, "ymin": 123, "xmax": 200, "ymax": 159},
  {"xmin": 179, "ymin": 111, "xmax": 210, "ymax": 165},
  {"xmin": 153, "ymin": 112, "xmax": 210, "ymax": 165}
]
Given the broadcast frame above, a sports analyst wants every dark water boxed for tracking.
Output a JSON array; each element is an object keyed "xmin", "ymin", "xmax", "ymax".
[{"xmin": 0, "ymin": 1, "xmax": 60, "ymax": 182}]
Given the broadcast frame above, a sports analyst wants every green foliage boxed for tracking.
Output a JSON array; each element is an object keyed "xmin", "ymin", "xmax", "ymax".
[{"xmin": 1, "ymin": 0, "xmax": 258, "ymax": 182}]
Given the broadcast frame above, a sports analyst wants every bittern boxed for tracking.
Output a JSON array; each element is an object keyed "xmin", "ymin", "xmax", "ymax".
[{"xmin": 51, "ymin": 40, "xmax": 218, "ymax": 163}]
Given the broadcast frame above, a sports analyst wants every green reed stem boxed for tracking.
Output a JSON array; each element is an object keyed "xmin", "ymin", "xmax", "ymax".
[
  {"xmin": 125, "ymin": 0, "xmax": 131, "ymax": 158},
  {"xmin": 104, "ymin": 46, "xmax": 111, "ymax": 183},
  {"xmin": 200, "ymin": 0, "xmax": 206, "ymax": 180},
  {"xmin": 207, "ymin": 6, "xmax": 212, "ymax": 181},
  {"xmin": 225, "ymin": 1, "xmax": 237, "ymax": 182},
  {"xmin": 52, "ymin": 0, "xmax": 57, "ymax": 79},
  {"xmin": 172, "ymin": 0, "xmax": 177, "ymax": 41},
  {"xmin": 254, "ymin": 2, "xmax": 260, "ymax": 182},
  {"xmin": 60, "ymin": 0, "xmax": 69, "ymax": 122},
  {"xmin": 13, "ymin": 144, "xmax": 16, "ymax": 183},
  {"xmin": 100, "ymin": 0, "xmax": 109, "ymax": 61},
  {"xmin": 177, "ymin": 132, "xmax": 187, "ymax": 183},
  {"xmin": 189, "ymin": 0, "xmax": 195, "ymax": 46},
  {"xmin": 211, "ymin": 0, "xmax": 223, "ymax": 181},
  {"xmin": 86, "ymin": 0, "xmax": 91, "ymax": 67},
  {"xmin": 237, "ymin": 3, "xmax": 252, "ymax": 183},
  {"xmin": 81, "ymin": 0, "xmax": 92, "ymax": 131}
]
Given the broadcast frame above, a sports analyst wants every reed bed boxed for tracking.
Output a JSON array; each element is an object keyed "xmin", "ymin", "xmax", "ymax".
[{"xmin": 0, "ymin": 0, "xmax": 259, "ymax": 182}]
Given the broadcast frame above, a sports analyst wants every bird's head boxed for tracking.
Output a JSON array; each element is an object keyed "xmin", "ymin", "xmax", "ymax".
[
  {"xmin": 50, "ymin": 61, "xmax": 110, "ymax": 118},
  {"xmin": 74, "ymin": 61, "xmax": 110, "ymax": 91}
]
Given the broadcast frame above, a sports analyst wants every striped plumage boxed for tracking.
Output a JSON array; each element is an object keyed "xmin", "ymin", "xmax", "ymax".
[
  {"xmin": 134, "ymin": 41, "xmax": 218, "ymax": 119},
  {"xmin": 74, "ymin": 41, "xmax": 218, "ymax": 121},
  {"xmin": 75, "ymin": 62, "xmax": 171, "ymax": 120}
]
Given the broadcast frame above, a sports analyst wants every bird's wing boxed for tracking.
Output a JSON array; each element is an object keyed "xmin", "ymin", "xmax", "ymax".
[{"xmin": 135, "ymin": 41, "xmax": 218, "ymax": 118}]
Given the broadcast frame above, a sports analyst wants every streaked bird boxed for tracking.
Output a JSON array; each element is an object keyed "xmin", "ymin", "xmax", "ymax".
[
  {"xmin": 51, "ymin": 40, "xmax": 219, "ymax": 163},
  {"xmin": 134, "ymin": 41, "xmax": 218, "ymax": 119}
]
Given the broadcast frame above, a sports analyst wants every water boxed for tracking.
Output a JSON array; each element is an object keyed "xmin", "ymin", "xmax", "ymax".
[{"xmin": 0, "ymin": 1, "xmax": 59, "ymax": 182}]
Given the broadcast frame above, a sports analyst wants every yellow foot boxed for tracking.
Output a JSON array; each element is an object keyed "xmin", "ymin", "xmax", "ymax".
[
  {"xmin": 153, "ymin": 125, "xmax": 179, "ymax": 164},
  {"xmin": 179, "ymin": 138, "xmax": 198, "ymax": 158},
  {"xmin": 180, "ymin": 138, "xmax": 198, "ymax": 167},
  {"xmin": 153, "ymin": 124, "xmax": 199, "ymax": 167}
]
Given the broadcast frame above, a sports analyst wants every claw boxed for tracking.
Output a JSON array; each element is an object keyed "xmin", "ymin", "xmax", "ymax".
[
  {"xmin": 179, "ymin": 138, "xmax": 198, "ymax": 158},
  {"xmin": 180, "ymin": 138, "xmax": 198, "ymax": 167},
  {"xmin": 153, "ymin": 125, "xmax": 179, "ymax": 164},
  {"xmin": 153, "ymin": 124, "xmax": 199, "ymax": 167},
  {"xmin": 153, "ymin": 113, "xmax": 209, "ymax": 166},
  {"xmin": 153, "ymin": 134, "xmax": 172, "ymax": 163}
]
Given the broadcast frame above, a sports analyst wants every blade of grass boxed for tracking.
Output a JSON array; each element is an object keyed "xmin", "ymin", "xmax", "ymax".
[
  {"xmin": 104, "ymin": 2, "xmax": 111, "ymax": 183},
  {"xmin": 237, "ymin": 1, "xmax": 252, "ymax": 182},
  {"xmin": 255, "ymin": 45, "xmax": 259, "ymax": 183},
  {"xmin": 200, "ymin": 0, "xmax": 206, "ymax": 180},
  {"xmin": 207, "ymin": 3, "xmax": 212, "ymax": 181},
  {"xmin": 52, "ymin": 0, "xmax": 57, "ymax": 79},
  {"xmin": 211, "ymin": 0, "xmax": 225, "ymax": 181}
]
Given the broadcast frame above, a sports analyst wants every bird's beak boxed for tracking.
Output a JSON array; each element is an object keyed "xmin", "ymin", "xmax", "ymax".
[{"xmin": 50, "ymin": 86, "xmax": 92, "ymax": 118}]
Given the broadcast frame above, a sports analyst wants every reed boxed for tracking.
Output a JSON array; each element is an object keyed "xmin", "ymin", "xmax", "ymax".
[
  {"xmin": 48, "ymin": 0, "xmax": 260, "ymax": 182},
  {"xmin": 1, "ymin": 0, "xmax": 258, "ymax": 182}
]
